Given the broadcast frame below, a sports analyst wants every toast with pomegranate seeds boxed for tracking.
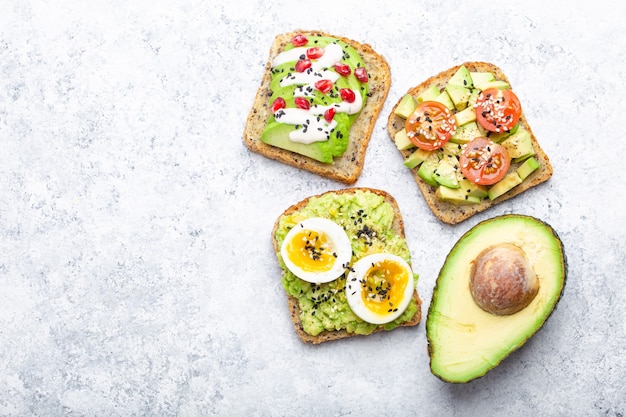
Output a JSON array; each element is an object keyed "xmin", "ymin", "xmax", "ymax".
[
  {"xmin": 271, "ymin": 188, "xmax": 422, "ymax": 344},
  {"xmin": 386, "ymin": 62, "xmax": 553, "ymax": 224},
  {"xmin": 244, "ymin": 30, "xmax": 391, "ymax": 184}
]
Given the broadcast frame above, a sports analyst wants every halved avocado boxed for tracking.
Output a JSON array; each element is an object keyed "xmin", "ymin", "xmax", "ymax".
[{"xmin": 426, "ymin": 214, "xmax": 566, "ymax": 383}]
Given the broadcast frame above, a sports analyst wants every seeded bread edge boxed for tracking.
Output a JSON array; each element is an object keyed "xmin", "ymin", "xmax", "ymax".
[
  {"xmin": 386, "ymin": 62, "xmax": 553, "ymax": 224},
  {"xmin": 271, "ymin": 187, "xmax": 422, "ymax": 344},
  {"xmin": 244, "ymin": 30, "xmax": 392, "ymax": 185}
]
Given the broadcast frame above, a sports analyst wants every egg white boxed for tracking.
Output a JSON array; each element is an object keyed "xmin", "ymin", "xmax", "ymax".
[
  {"xmin": 345, "ymin": 253, "xmax": 415, "ymax": 324},
  {"xmin": 280, "ymin": 217, "xmax": 352, "ymax": 284}
]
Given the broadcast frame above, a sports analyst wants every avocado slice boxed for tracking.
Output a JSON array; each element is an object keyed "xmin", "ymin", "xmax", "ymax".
[
  {"xmin": 394, "ymin": 128, "xmax": 415, "ymax": 151},
  {"xmin": 450, "ymin": 121, "xmax": 481, "ymax": 144},
  {"xmin": 417, "ymin": 85, "xmax": 441, "ymax": 103},
  {"xmin": 417, "ymin": 153, "xmax": 440, "ymax": 186},
  {"xmin": 517, "ymin": 156, "xmax": 540, "ymax": 180},
  {"xmin": 433, "ymin": 157, "xmax": 460, "ymax": 189},
  {"xmin": 501, "ymin": 127, "xmax": 535, "ymax": 162},
  {"xmin": 454, "ymin": 106, "xmax": 477, "ymax": 127},
  {"xmin": 426, "ymin": 214, "xmax": 566, "ymax": 383},
  {"xmin": 488, "ymin": 172, "xmax": 523, "ymax": 200},
  {"xmin": 261, "ymin": 121, "xmax": 334, "ymax": 163},
  {"xmin": 394, "ymin": 94, "xmax": 416, "ymax": 119},
  {"xmin": 447, "ymin": 65, "xmax": 473, "ymax": 88},
  {"xmin": 445, "ymin": 84, "xmax": 472, "ymax": 111},
  {"xmin": 435, "ymin": 185, "xmax": 481, "ymax": 205},
  {"xmin": 404, "ymin": 147, "xmax": 431, "ymax": 169}
]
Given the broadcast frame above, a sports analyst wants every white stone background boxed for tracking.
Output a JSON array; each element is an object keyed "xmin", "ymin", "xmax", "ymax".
[{"xmin": 1, "ymin": 0, "xmax": 625, "ymax": 416}]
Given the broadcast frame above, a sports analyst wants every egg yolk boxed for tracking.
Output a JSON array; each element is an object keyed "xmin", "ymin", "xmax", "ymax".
[
  {"xmin": 285, "ymin": 229, "xmax": 337, "ymax": 273},
  {"xmin": 360, "ymin": 259, "xmax": 409, "ymax": 315}
]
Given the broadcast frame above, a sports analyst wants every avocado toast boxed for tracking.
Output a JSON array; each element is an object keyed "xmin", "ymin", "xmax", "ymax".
[
  {"xmin": 271, "ymin": 188, "xmax": 422, "ymax": 344},
  {"xmin": 387, "ymin": 62, "xmax": 553, "ymax": 224},
  {"xmin": 245, "ymin": 31, "xmax": 391, "ymax": 184}
]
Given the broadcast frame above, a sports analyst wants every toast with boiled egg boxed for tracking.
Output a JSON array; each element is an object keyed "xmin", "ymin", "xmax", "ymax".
[
  {"xmin": 387, "ymin": 62, "xmax": 553, "ymax": 224},
  {"xmin": 244, "ymin": 30, "xmax": 391, "ymax": 184},
  {"xmin": 272, "ymin": 187, "xmax": 422, "ymax": 344}
]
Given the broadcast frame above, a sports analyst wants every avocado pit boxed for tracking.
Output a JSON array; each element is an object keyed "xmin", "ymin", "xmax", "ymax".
[{"xmin": 469, "ymin": 243, "xmax": 539, "ymax": 315}]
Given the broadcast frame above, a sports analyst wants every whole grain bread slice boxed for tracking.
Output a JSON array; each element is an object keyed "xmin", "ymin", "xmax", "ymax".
[
  {"xmin": 244, "ymin": 31, "xmax": 391, "ymax": 184},
  {"xmin": 271, "ymin": 187, "xmax": 422, "ymax": 344},
  {"xmin": 387, "ymin": 62, "xmax": 553, "ymax": 224}
]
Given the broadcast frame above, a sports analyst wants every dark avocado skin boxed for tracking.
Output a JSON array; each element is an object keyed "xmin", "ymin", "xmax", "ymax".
[{"xmin": 426, "ymin": 214, "xmax": 567, "ymax": 383}]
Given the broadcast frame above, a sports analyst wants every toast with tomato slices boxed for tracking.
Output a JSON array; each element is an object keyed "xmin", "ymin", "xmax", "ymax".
[
  {"xmin": 386, "ymin": 62, "xmax": 553, "ymax": 224},
  {"xmin": 244, "ymin": 30, "xmax": 391, "ymax": 184}
]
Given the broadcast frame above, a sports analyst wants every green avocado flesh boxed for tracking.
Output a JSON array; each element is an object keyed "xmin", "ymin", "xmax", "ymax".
[
  {"xmin": 426, "ymin": 214, "xmax": 566, "ymax": 383},
  {"xmin": 261, "ymin": 35, "xmax": 369, "ymax": 163},
  {"xmin": 275, "ymin": 190, "xmax": 418, "ymax": 337}
]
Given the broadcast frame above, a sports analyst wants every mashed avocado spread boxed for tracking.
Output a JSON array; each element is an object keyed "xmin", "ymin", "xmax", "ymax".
[{"xmin": 275, "ymin": 190, "xmax": 418, "ymax": 336}]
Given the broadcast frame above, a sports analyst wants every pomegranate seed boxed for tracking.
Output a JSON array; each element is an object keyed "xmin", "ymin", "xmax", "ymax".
[
  {"xmin": 324, "ymin": 108, "xmax": 335, "ymax": 123},
  {"xmin": 295, "ymin": 59, "xmax": 311, "ymax": 73},
  {"xmin": 340, "ymin": 88, "xmax": 356, "ymax": 103},
  {"xmin": 271, "ymin": 97, "xmax": 286, "ymax": 113},
  {"xmin": 355, "ymin": 67, "xmax": 368, "ymax": 83},
  {"xmin": 334, "ymin": 63, "xmax": 351, "ymax": 76},
  {"xmin": 294, "ymin": 97, "xmax": 310, "ymax": 110},
  {"xmin": 292, "ymin": 34, "xmax": 308, "ymax": 47},
  {"xmin": 306, "ymin": 47, "xmax": 324, "ymax": 59},
  {"xmin": 315, "ymin": 79, "xmax": 333, "ymax": 94}
]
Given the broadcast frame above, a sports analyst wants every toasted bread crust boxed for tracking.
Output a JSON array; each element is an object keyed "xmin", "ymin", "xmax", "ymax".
[
  {"xmin": 244, "ymin": 31, "xmax": 392, "ymax": 184},
  {"xmin": 386, "ymin": 62, "xmax": 553, "ymax": 224},
  {"xmin": 271, "ymin": 188, "xmax": 422, "ymax": 344}
]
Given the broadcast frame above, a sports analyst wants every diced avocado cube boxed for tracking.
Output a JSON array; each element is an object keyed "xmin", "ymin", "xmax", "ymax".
[
  {"xmin": 445, "ymin": 84, "xmax": 472, "ymax": 111},
  {"xmin": 516, "ymin": 156, "xmax": 540, "ymax": 180},
  {"xmin": 434, "ymin": 157, "xmax": 460, "ymax": 189},
  {"xmin": 501, "ymin": 127, "xmax": 535, "ymax": 161},
  {"xmin": 434, "ymin": 90, "xmax": 455, "ymax": 111},
  {"xmin": 418, "ymin": 153, "xmax": 440, "ymax": 186},
  {"xmin": 467, "ymin": 89, "xmax": 481, "ymax": 108},
  {"xmin": 476, "ymin": 80, "xmax": 510, "ymax": 91},
  {"xmin": 450, "ymin": 121, "xmax": 482, "ymax": 144},
  {"xmin": 394, "ymin": 128, "xmax": 415, "ymax": 151},
  {"xmin": 448, "ymin": 65, "xmax": 474, "ymax": 88},
  {"xmin": 417, "ymin": 85, "xmax": 441, "ymax": 103},
  {"xmin": 469, "ymin": 72, "xmax": 494, "ymax": 89},
  {"xmin": 459, "ymin": 178, "xmax": 488, "ymax": 199},
  {"xmin": 404, "ymin": 148, "xmax": 432, "ymax": 169},
  {"xmin": 454, "ymin": 106, "xmax": 477, "ymax": 127},
  {"xmin": 488, "ymin": 172, "xmax": 522, "ymax": 200},
  {"xmin": 442, "ymin": 141, "xmax": 463, "ymax": 157},
  {"xmin": 436, "ymin": 185, "xmax": 481, "ymax": 205},
  {"xmin": 394, "ymin": 94, "xmax": 416, "ymax": 119}
]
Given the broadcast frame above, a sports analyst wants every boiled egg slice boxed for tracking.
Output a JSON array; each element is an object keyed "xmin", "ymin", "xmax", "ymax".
[
  {"xmin": 280, "ymin": 217, "xmax": 352, "ymax": 284},
  {"xmin": 346, "ymin": 253, "xmax": 415, "ymax": 324}
]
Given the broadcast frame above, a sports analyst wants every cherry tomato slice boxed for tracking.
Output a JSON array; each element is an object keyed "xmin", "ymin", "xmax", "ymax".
[
  {"xmin": 405, "ymin": 101, "xmax": 456, "ymax": 151},
  {"xmin": 460, "ymin": 137, "xmax": 511, "ymax": 185},
  {"xmin": 474, "ymin": 88, "xmax": 522, "ymax": 133}
]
